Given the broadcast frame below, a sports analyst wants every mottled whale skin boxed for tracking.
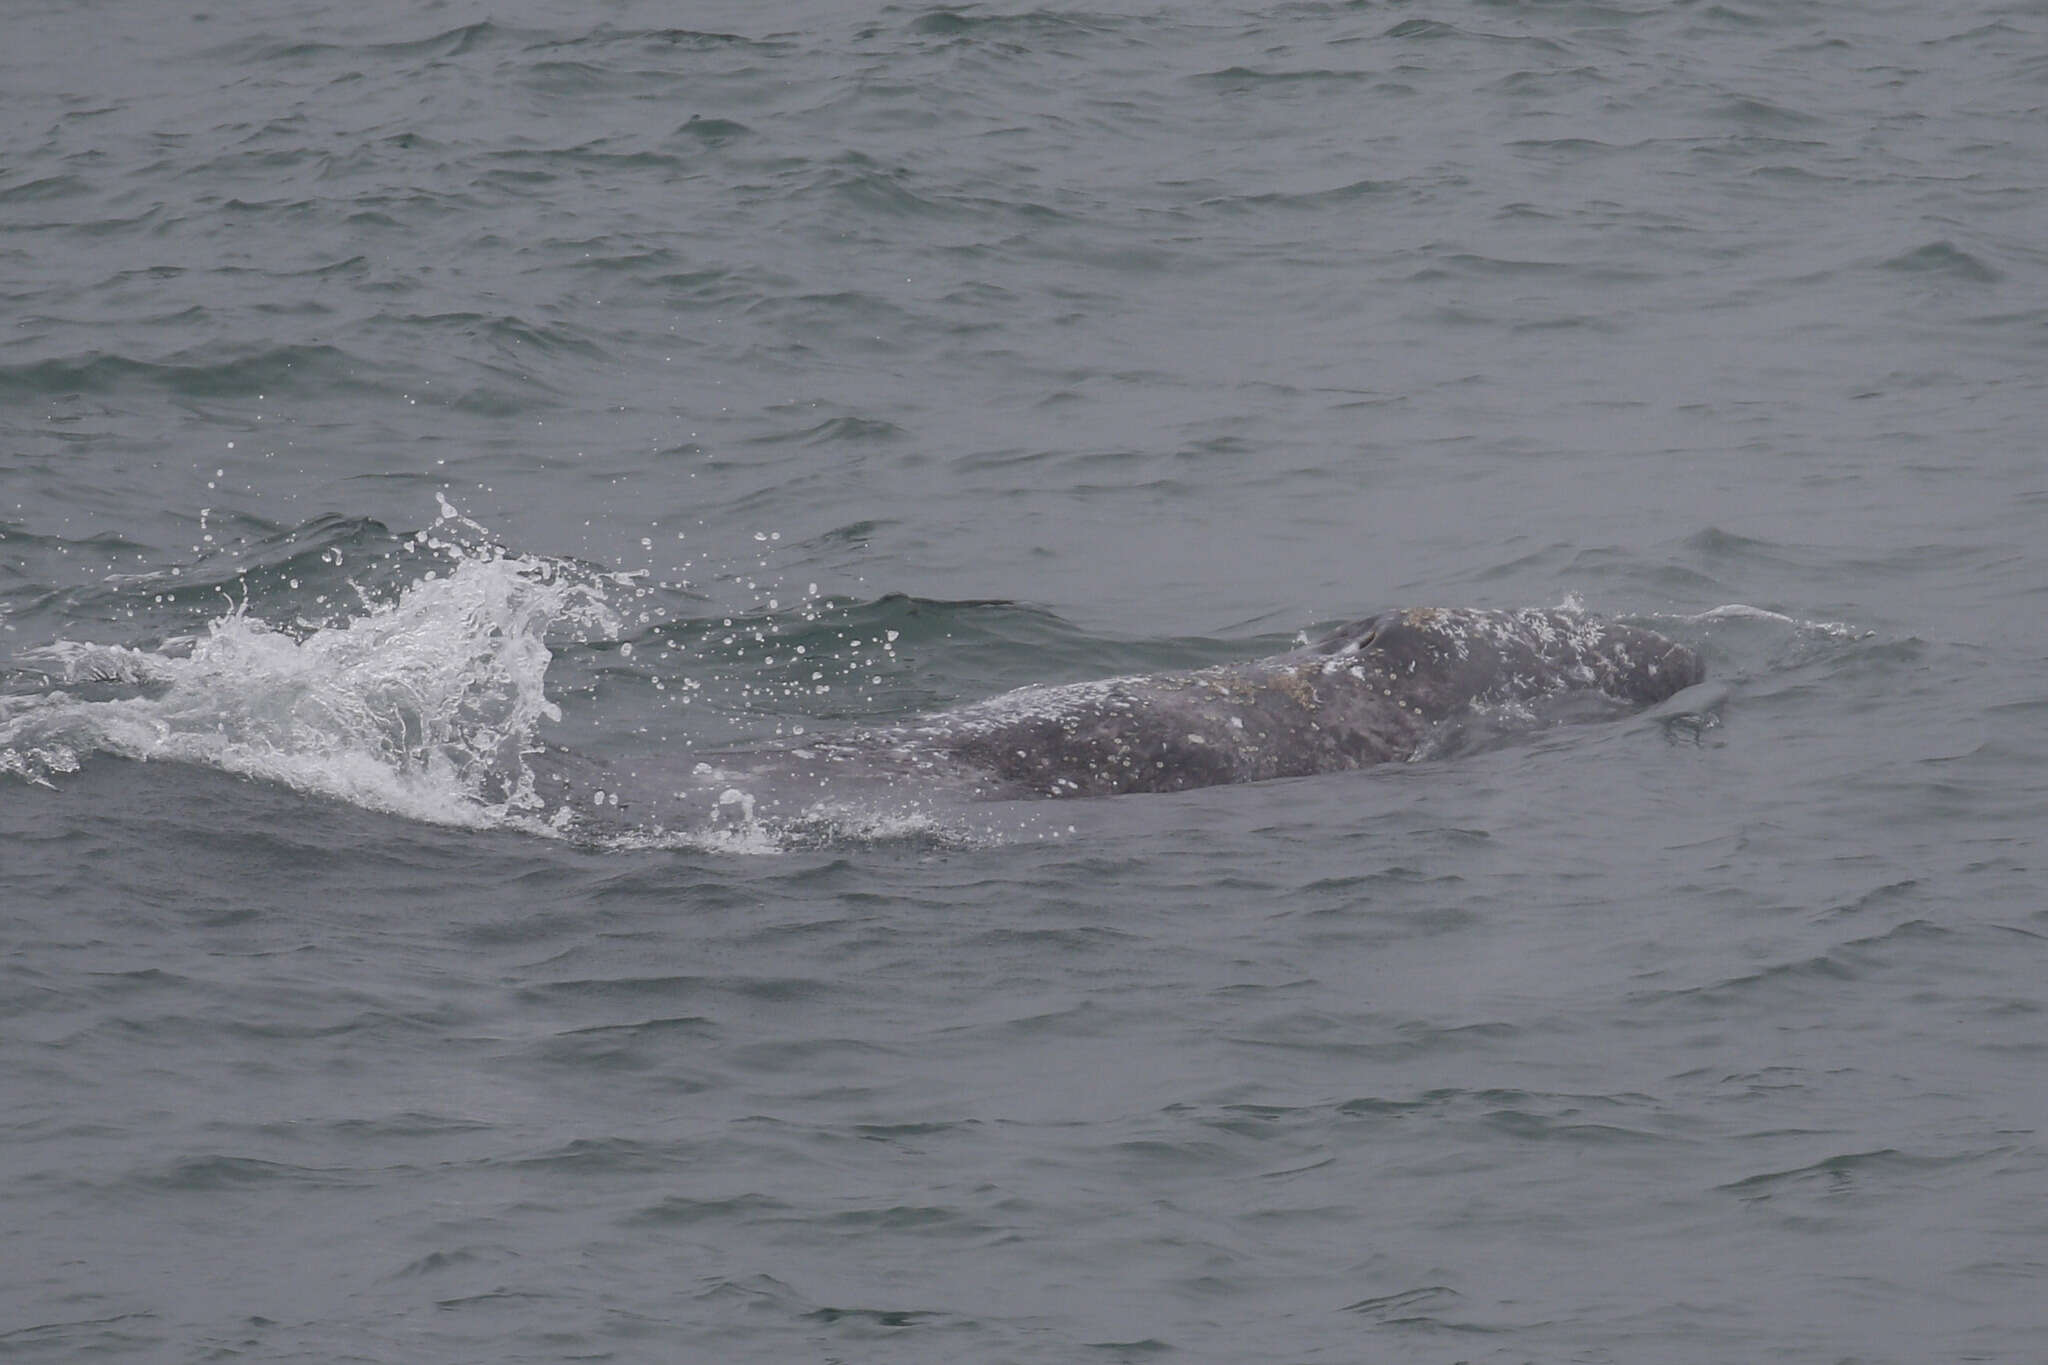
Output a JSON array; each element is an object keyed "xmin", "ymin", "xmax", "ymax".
[
  {"xmin": 540, "ymin": 607, "xmax": 1705, "ymax": 830},
  {"xmin": 816, "ymin": 607, "xmax": 1704, "ymax": 799}
]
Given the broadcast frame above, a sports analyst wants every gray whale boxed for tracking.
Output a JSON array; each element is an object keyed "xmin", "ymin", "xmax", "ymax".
[
  {"xmin": 538, "ymin": 607, "xmax": 1704, "ymax": 832},
  {"xmin": 786, "ymin": 606, "xmax": 1704, "ymax": 800}
]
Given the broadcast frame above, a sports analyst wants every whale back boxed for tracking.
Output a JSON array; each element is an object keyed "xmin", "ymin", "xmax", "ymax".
[{"xmin": 1311, "ymin": 607, "xmax": 1702, "ymax": 712}]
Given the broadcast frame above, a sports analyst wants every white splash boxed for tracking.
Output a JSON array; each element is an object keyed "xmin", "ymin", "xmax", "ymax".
[
  {"xmin": 0, "ymin": 522, "xmax": 997, "ymax": 854},
  {"xmin": 0, "ymin": 548, "xmax": 618, "ymax": 831}
]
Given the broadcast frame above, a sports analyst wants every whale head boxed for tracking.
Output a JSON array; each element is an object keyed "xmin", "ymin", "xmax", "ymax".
[{"xmin": 1307, "ymin": 607, "xmax": 1702, "ymax": 708}]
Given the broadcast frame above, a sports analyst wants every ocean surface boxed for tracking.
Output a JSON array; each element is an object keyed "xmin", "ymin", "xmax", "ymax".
[{"xmin": 4, "ymin": 0, "xmax": 2046, "ymax": 1360}]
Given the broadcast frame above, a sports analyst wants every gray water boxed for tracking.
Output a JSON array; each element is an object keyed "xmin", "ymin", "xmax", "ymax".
[{"xmin": 4, "ymin": 1, "xmax": 2046, "ymax": 1360}]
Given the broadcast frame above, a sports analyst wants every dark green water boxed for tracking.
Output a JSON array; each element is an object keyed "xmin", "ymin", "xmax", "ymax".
[{"xmin": 5, "ymin": 2, "xmax": 2046, "ymax": 1361}]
